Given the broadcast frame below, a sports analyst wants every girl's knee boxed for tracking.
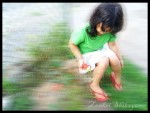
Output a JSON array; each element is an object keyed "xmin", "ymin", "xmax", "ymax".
[
  {"xmin": 109, "ymin": 57, "xmax": 121, "ymax": 71},
  {"xmin": 109, "ymin": 56, "xmax": 120, "ymax": 66},
  {"xmin": 97, "ymin": 57, "xmax": 109, "ymax": 68}
]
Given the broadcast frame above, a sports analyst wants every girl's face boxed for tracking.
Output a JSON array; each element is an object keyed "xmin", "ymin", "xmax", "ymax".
[{"xmin": 96, "ymin": 23, "xmax": 111, "ymax": 35}]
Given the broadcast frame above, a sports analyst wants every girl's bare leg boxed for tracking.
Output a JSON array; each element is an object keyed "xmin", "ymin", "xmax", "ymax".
[
  {"xmin": 109, "ymin": 55, "xmax": 122, "ymax": 85},
  {"xmin": 90, "ymin": 57, "xmax": 109, "ymax": 98}
]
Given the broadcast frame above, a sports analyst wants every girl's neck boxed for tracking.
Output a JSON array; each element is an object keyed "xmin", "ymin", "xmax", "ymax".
[{"xmin": 97, "ymin": 32, "xmax": 103, "ymax": 36}]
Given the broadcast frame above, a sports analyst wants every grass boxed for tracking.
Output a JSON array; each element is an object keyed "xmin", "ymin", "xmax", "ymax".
[
  {"xmin": 3, "ymin": 77, "xmax": 26, "ymax": 96},
  {"xmin": 3, "ymin": 21, "xmax": 147, "ymax": 110},
  {"xmin": 56, "ymin": 58, "xmax": 147, "ymax": 111},
  {"xmin": 48, "ymin": 75, "xmax": 87, "ymax": 110},
  {"xmin": 100, "ymin": 58, "xmax": 147, "ymax": 111},
  {"xmin": 25, "ymin": 21, "xmax": 147, "ymax": 110},
  {"xmin": 47, "ymin": 57, "xmax": 147, "ymax": 111},
  {"xmin": 3, "ymin": 93, "xmax": 35, "ymax": 110}
]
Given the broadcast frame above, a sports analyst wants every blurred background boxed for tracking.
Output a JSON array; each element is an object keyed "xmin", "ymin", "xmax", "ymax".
[{"xmin": 2, "ymin": 3, "xmax": 147, "ymax": 111}]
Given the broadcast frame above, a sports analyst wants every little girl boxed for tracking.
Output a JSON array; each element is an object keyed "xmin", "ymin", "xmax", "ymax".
[{"xmin": 68, "ymin": 3, "xmax": 124, "ymax": 102}]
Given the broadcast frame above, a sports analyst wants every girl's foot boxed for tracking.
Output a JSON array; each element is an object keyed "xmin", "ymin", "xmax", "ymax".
[
  {"xmin": 89, "ymin": 81, "xmax": 108, "ymax": 102},
  {"xmin": 110, "ymin": 72, "xmax": 122, "ymax": 90}
]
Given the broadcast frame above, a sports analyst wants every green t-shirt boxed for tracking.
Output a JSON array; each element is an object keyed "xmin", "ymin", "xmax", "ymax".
[{"xmin": 71, "ymin": 24, "xmax": 117, "ymax": 54}]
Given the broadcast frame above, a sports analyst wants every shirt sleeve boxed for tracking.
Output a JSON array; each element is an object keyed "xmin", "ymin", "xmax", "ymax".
[
  {"xmin": 108, "ymin": 34, "xmax": 117, "ymax": 42},
  {"xmin": 70, "ymin": 29, "xmax": 84, "ymax": 45}
]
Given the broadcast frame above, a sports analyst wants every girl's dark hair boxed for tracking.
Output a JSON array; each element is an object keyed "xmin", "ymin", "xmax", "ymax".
[{"xmin": 86, "ymin": 3, "xmax": 124, "ymax": 37}]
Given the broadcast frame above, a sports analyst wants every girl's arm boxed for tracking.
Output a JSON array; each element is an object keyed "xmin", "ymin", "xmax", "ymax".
[
  {"xmin": 68, "ymin": 39, "xmax": 85, "ymax": 68},
  {"xmin": 68, "ymin": 39, "xmax": 83, "ymax": 60},
  {"xmin": 108, "ymin": 41, "xmax": 124, "ymax": 68}
]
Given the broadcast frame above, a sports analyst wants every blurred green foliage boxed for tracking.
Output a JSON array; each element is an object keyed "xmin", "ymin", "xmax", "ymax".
[
  {"xmin": 100, "ymin": 58, "xmax": 147, "ymax": 111},
  {"xmin": 3, "ymin": 21, "xmax": 147, "ymax": 110},
  {"xmin": 4, "ymin": 94, "xmax": 35, "ymax": 110},
  {"xmin": 3, "ymin": 77, "xmax": 23, "ymax": 95},
  {"xmin": 27, "ymin": 22, "xmax": 74, "ymax": 62},
  {"xmin": 3, "ymin": 22, "xmax": 75, "ymax": 110}
]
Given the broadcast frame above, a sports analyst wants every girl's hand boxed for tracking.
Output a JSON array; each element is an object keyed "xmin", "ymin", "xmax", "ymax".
[
  {"xmin": 78, "ymin": 58, "xmax": 91, "ymax": 74},
  {"xmin": 78, "ymin": 58, "xmax": 89, "ymax": 69},
  {"xmin": 78, "ymin": 58, "xmax": 84, "ymax": 68}
]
